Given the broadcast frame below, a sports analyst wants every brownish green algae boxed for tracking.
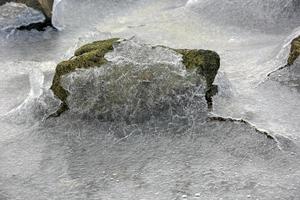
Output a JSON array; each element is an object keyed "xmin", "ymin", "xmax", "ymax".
[
  {"xmin": 50, "ymin": 38, "xmax": 120, "ymax": 116},
  {"xmin": 50, "ymin": 38, "xmax": 220, "ymax": 116},
  {"xmin": 288, "ymin": 35, "xmax": 300, "ymax": 66},
  {"xmin": 174, "ymin": 49, "xmax": 220, "ymax": 108}
]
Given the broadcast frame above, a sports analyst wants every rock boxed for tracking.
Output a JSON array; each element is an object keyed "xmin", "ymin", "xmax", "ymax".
[
  {"xmin": 50, "ymin": 38, "xmax": 120, "ymax": 116},
  {"xmin": 0, "ymin": 2, "xmax": 46, "ymax": 31},
  {"xmin": 267, "ymin": 35, "xmax": 300, "ymax": 91},
  {"xmin": 267, "ymin": 34, "xmax": 300, "ymax": 78},
  {"xmin": 287, "ymin": 35, "xmax": 300, "ymax": 66},
  {"xmin": 36, "ymin": 0, "xmax": 53, "ymax": 19},
  {"xmin": 50, "ymin": 38, "xmax": 220, "ymax": 119},
  {"xmin": 0, "ymin": 0, "xmax": 53, "ymax": 18},
  {"xmin": 0, "ymin": 0, "xmax": 54, "ymax": 30},
  {"xmin": 174, "ymin": 49, "xmax": 220, "ymax": 107}
]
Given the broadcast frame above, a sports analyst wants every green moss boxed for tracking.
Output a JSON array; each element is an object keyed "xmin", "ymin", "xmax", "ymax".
[
  {"xmin": 288, "ymin": 35, "xmax": 300, "ymax": 66},
  {"xmin": 174, "ymin": 49, "xmax": 220, "ymax": 109},
  {"xmin": 174, "ymin": 49, "xmax": 220, "ymax": 88},
  {"xmin": 50, "ymin": 38, "xmax": 120, "ymax": 116},
  {"xmin": 50, "ymin": 38, "xmax": 220, "ymax": 116}
]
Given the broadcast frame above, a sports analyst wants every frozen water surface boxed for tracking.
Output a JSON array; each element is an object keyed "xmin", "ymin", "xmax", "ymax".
[
  {"xmin": 0, "ymin": 0, "xmax": 300, "ymax": 199},
  {"xmin": 0, "ymin": 2, "xmax": 45, "ymax": 31},
  {"xmin": 62, "ymin": 39, "xmax": 207, "ymax": 122}
]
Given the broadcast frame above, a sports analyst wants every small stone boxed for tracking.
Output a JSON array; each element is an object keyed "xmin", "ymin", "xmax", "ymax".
[
  {"xmin": 182, "ymin": 194, "xmax": 187, "ymax": 198},
  {"xmin": 195, "ymin": 193, "xmax": 201, "ymax": 197},
  {"xmin": 247, "ymin": 195, "xmax": 251, "ymax": 198}
]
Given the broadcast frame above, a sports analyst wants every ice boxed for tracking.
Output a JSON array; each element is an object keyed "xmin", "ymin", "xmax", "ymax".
[
  {"xmin": 28, "ymin": 68, "xmax": 44, "ymax": 98},
  {"xmin": 62, "ymin": 39, "xmax": 207, "ymax": 123},
  {"xmin": 265, "ymin": 26, "xmax": 300, "ymax": 77},
  {"xmin": 0, "ymin": 111, "xmax": 299, "ymax": 200},
  {"xmin": 3, "ymin": 67, "xmax": 60, "ymax": 123},
  {"xmin": 186, "ymin": 0, "xmax": 300, "ymax": 32},
  {"xmin": 52, "ymin": 0, "xmax": 141, "ymax": 31},
  {"xmin": 0, "ymin": 2, "xmax": 45, "ymax": 31},
  {"xmin": 269, "ymin": 59, "xmax": 300, "ymax": 91},
  {"xmin": 105, "ymin": 39, "xmax": 186, "ymax": 70},
  {"xmin": 0, "ymin": 0, "xmax": 300, "ymax": 199}
]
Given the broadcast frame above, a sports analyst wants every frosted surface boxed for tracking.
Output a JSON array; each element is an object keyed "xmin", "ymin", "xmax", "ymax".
[
  {"xmin": 269, "ymin": 59, "xmax": 300, "ymax": 91},
  {"xmin": 62, "ymin": 39, "xmax": 207, "ymax": 122},
  {"xmin": 0, "ymin": 2, "xmax": 45, "ymax": 31},
  {"xmin": 186, "ymin": 0, "xmax": 300, "ymax": 32},
  {"xmin": 0, "ymin": 0, "xmax": 300, "ymax": 199}
]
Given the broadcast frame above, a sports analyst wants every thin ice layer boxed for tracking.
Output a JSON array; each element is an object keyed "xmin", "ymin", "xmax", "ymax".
[
  {"xmin": 61, "ymin": 39, "xmax": 207, "ymax": 122},
  {"xmin": 0, "ymin": 2, "xmax": 45, "ymax": 31},
  {"xmin": 269, "ymin": 59, "xmax": 300, "ymax": 91},
  {"xmin": 186, "ymin": 0, "xmax": 300, "ymax": 32}
]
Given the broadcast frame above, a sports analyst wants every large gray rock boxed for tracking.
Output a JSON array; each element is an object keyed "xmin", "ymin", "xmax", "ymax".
[{"xmin": 50, "ymin": 38, "xmax": 220, "ymax": 121}]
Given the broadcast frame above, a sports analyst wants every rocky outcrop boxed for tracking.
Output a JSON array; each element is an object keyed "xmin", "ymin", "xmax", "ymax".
[
  {"xmin": 50, "ymin": 38, "xmax": 220, "ymax": 118},
  {"xmin": 287, "ymin": 35, "xmax": 300, "ymax": 66}
]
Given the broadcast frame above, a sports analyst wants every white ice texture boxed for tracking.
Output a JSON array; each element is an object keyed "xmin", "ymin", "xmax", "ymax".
[
  {"xmin": 186, "ymin": 0, "xmax": 300, "ymax": 32},
  {"xmin": 1, "ymin": 1, "xmax": 300, "ymax": 199},
  {"xmin": 61, "ymin": 39, "xmax": 207, "ymax": 122},
  {"xmin": 0, "ymin": 2, "xmax": 45, "ymax": 31}
]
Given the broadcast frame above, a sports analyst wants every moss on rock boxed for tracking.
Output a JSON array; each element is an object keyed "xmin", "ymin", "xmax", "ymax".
[
  {"xmin": 174, "ymin": 49, "xmax": 220, "ymax": 109},
  {"xmin": 288, "ymin": 35, "xmax": 300, "ymax": 66},
  {"xmin": 50, "ymin": 38, "xmax": 120, "ymax": 116},
  {"xmin": 174, "ymin": 49, "xmax": 220, "ymax": 89},
  {"xmin": 50, "ymin": 38, "xmax": 220, "ymax": 116}
]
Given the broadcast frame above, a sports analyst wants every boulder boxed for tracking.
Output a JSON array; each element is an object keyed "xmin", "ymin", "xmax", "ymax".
[
  {"xmin": 288, "ymin": 35, "xmax": 300, "ymax": 66},
  {"xmin": 0, "ymin": 2, "xmax": 46, "ymax": 31},
  {"xmin": 50, "ymin": 38, "xmax": 220, "ymax": 119},
  {"xmin": 0, "ymin": 0, "xmax": 53, "ymax": 18},
  {"xmin": 267, "ymin": 35, "xmax": 300, "ymax": 92}
]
